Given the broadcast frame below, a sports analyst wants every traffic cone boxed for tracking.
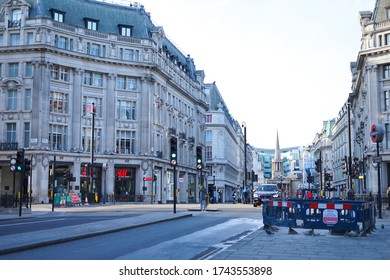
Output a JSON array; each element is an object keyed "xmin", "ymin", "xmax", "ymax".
[{"xmin": 84, "ymin": 196, "xmax": 89, "ymax": 206}]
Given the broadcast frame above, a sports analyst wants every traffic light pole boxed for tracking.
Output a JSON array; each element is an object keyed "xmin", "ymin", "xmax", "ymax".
[
  {"xmin": 173, "ymin": 165, "xmax": 177, "ymax": 214},
  {"xmin": 376, "ymin": 142, "xmax": 382, "ymax": 219},
  {"xmin": 18, "ymin": 169, "xmax": 24, "ymax": 217}
]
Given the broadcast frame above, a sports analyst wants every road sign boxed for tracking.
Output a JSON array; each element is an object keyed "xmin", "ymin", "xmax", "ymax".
[
  {"xmin": 373, "ymin": 156, "xmax": 382, "ymax": 163},
  {"xmin": 370, "ymin": 124, "xmax": 384, "ymax": 143}
]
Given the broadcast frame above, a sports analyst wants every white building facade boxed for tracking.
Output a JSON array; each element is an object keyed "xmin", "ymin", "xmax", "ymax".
[{"xmin": 0, "ymin": 0, "xmax": 208, "ymax": 204}]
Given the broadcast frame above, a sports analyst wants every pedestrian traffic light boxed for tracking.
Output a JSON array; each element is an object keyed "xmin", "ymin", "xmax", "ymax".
[
  {"xmin": 24, "ymin": 158, "xmax": 31, "ymax": 174},
  {"xmin": 170, "ymin": 137, "xmax": 177, "ymax": 166},
  {"xmin": 16, "ymin": 149, "xmax": 25, "ymax": 172},
  {"xmin": 196, "ymin": 146, "xmax": 203, "ymax": 170}
]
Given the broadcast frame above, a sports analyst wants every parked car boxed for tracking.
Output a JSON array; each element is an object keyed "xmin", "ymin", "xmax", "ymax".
[{"xmin": 253, "ymin": 184, "xmax": 280, "ymax": 207}]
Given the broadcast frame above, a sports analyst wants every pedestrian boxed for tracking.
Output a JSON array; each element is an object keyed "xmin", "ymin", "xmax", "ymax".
[
  {"xmin": 200, "ymin": 186, "xmax": 207, "ymax": 212},
  {"xmin": 387, "ymin": 186, "xmax": 390, "ymax": 209},
  {"xmin": 232, "ymin": 191, "xmax": 237, "ymax": 204},
  {"xmin": 243, "ymin": 188, "xmax": 249, "ymax": 204},
  {"xmin": 305, "ymin": 190, "xmax": 313, "ymax": 199}
]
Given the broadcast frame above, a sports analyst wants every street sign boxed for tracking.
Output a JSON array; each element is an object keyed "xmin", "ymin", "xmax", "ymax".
[
  {"xmin": 373, "ymin": 156, "xmax": 382, "ymax": 163},
  {"xmin": 370, "ymin": 124, "xmax": 384, "ymax": 143}
]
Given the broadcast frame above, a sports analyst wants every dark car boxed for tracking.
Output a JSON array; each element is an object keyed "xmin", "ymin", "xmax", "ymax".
[{"xmin": 253, "ymin": 184, "xmax": 280, "ymax": 207}]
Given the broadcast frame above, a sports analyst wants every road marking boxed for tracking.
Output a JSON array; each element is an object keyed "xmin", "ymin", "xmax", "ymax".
[{"xmin": 0, "ymin": 218, "xmax": 66, "ymax": 227}]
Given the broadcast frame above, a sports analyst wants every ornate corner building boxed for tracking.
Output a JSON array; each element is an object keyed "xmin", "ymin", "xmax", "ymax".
[{"xmin": 0, "ymin": 0, "xmax": 208, "ymax": 204}]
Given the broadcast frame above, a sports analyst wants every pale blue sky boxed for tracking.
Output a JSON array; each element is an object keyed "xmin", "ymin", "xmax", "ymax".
[{"xmin": 136, "ymin": 0, "xmax": 376, "ymax": 148}]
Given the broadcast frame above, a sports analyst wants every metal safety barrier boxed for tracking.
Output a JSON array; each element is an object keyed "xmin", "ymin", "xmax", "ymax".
[{"xmin": 262, "ymin": 198, "xmax": 376, "ymax": 236}]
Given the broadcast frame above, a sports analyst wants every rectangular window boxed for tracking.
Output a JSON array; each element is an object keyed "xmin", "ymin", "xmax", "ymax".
[
  {"xmin": 24, "ymin": 89, "xmax": 31, "ymax": 110},
  {"xmin": 386, "ymin": 34, "xmax": 390, "ymax": 46},
  {"xmin": 120, "ymin": 26, "xmax": 132, "ymax": 37},
  {"xmin": 49, "ymin": 124, "xmax": 67, "ymax": 151},
  {"xmin": 51, "ymin": 65, "xmax": 70, "ymax": 82},
  {"xmin": 84, "ymin": 71, "xmax": 103, "ymax": 87},
  {"xmin": 205, "ymin": 114, "xmax": 212, "ymax": 123},
  {"xmin": 90, "ymin": 43, "xmax": 100, "ymax": 56},
  {"xmin": 54, "ymin": 12, "xmax": 64, "ymax": 22},
  {"xmin": 127, "ymin": 77, "xmax": 137, "ymax": 90},
  {"xmin": 0, "ymin": 34, "xmax": 3, "ymax": 47},
  {"xmin": 6, "ymin": 123, "xmax": 17, "ymax": 143},
  {"xmin": 57, "ymin": 36, "xmax": 67, "ymax": 49},
  {"xmin": 384, "ymin": 64, "xmax": 390, "ymax": 79},
  {"xmin": 82, "ymin": 127, "xmax": 101, "ymax": 153},
  {"xmin": 205, "ymin": 146, "xmax": 213, "ymax": 160},
  {"xmin": 26, "ymin": 32, "xmax": 33, "ymax": 45},
  {"xmin": 24, "ymin": 122, "xmax": 30, "ymax": 148},
  {"xmin": 10, "ymin": 33, "xmax": 20, "ymax": 46},
  {"xmin": 116, "ymin": 130, "xmax": 136, "ymax": 154},
  {"xmin": 83, "ymin": 97, "xmax": 102, "ymax": 117},
  {"xmin": 8, "ymin": 62, "xmax": 19, "ymax": 77},
  {"xmin": 25, "ymin": 62, "xmax": 33, "ymax": 76},
  {"xmin": 116, "ymin": 76, "xmax": 126, "ymax": 89},
  {"xmin": 116, "ymin": 100, "xmax": 136, "ymax": 120},
  {"xmin": 85, "ymin": 19, "xmax": 98, "ymax": 31},
  {"xmin": 7, "ymin": 90, "xmax": 17, "ymax": 110},
  {"xmin": 385, "ymin": 90, "xmax": 390, "ymax": 111},
  {"xmin": 205, "ymin": 130, "xmax": 212, "ymax": 141},
  {"xmin": 50, "ymin": 91, "xmax": 68, "ymax": 113},
  {"xmin": 386, "ymin": 123, "xmax": 390, "ymax": 149},
  {"xmin": 120, "ymin": 48, "xmax": 134, "ymax": 61},
  {"xmin": 93, "ymin": 73, "xmax": 103, "ymax": 87}
]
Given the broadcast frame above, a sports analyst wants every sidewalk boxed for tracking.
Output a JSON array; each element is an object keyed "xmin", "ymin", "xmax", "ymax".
[{"xmin": 210, "ymin": 208, "xmax": 390, "ymax": 260}]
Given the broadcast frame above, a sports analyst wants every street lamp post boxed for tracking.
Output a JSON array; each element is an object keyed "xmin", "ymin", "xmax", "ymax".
[
  {"xmin": 242, "ymin": 122, "xmax": 247, "ymax": 192},
  {"xmin": 90, "ymin": 102, "xmax": 96, "ymax": 198}
]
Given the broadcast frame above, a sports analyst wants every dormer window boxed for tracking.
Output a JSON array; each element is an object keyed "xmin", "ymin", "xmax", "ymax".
[
  {"xmin": 84, "ymin": 18, "xmax": 99, "ymax": 31},
  {"xmin": 9, "ymin": 9, "xmax": 21, "ymax": 28},
  {"xmin": 50, "ymin": 9, "xmax": 65, "ymax": 23},
  {"xmin": 119, "ymin": 25, "xmax": 132, "ymax": 37}
]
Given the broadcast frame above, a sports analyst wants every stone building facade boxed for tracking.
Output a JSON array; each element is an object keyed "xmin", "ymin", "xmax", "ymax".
[{"xmin": 0, "ymin": 0, "xmax": 208, "ymax": 204}]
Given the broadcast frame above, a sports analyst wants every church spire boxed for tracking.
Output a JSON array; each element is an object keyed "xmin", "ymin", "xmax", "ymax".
[
  {"xmin": 275, "ymin": 129, "xmax": 281, "ymax": 160},
  {"xmin": 272, "ymin": 130, "xmax": 284, "ymax": 179}
]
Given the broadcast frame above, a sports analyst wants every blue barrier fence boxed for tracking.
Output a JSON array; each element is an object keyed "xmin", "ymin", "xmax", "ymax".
[{"xmin": 262, "ymin": 198, "xmax": 376, "ymax": 235}]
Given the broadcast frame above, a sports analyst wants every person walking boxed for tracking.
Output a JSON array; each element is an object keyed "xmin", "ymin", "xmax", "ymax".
[
  {"xmin": 200, "ymin": 186, "xmax": 207, "ymax": 212},
  {"xmin": 232, "ymin": 191, "xmax": 237, "ymax": 204},
  {"xmin": 387, "ymin": 186, "xmax": 390, "ymax": 209},
  {"xmin": 243, "ymin": 187, "xmax": 249, "ymax": 204}
]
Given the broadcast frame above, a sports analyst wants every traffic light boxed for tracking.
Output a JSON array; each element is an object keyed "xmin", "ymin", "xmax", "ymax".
[
  {"xmin": 170, "ymin": 137, "xmax": 177, "ymax": 166},
  {"xmin": 9, "ymin": 158, "xmax": 17, "ymax": 172},
  {"xmin": 341, "ymin": 156, "xmax": 348, "ymax": 174},
  {"xmin": 16, "ymin": 149, "xmax": 25, "ymax": 172},
  {"xmin": 307, "ymin": 172, "xmax": 312, "ymax": 183},
  {"xmin": 315, "ymin": 159, "xmax": 321, "ymax": 172},
  {"xmin": 24, "ymin": 158, "xmax": 31, "ymax": 174},
  {"xmin": 196, "ymin": 146, "xmax": 203, "ymax": 170}
]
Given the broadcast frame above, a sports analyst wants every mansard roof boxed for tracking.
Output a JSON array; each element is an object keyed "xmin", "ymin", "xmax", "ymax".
[
  {"xmin": 0, "ymin": 0, "xmax": 198, "ymax": 81},
  {"xmin": 372, "ymin": 0, "xmax": 390, "ymax": 23},
  {"xmin": 25, "ymin": 0, "xmax": 154, "ymax": 37}
]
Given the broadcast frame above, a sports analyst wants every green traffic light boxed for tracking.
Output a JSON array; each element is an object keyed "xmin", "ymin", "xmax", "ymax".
[
  {"xmin": 171, "ymin": 153, "xmax": 177, "ymax": 159},
  {"xmin": 17, "ymin": 166, "xmax": 22, "ymax": 171}
]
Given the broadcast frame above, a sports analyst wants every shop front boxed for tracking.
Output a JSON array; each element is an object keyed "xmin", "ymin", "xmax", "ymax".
[{"xmin": 114, "ymin": 166, "xmax": 136, "ymax": 202}]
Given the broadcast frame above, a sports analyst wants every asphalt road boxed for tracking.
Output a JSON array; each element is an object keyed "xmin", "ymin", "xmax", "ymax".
[{"xmin": 0, "ymin": 205, "xmax": 262, "ymax": 260}]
